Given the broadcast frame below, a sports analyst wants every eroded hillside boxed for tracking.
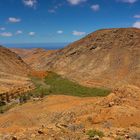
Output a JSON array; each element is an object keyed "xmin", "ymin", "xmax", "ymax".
[
  {"xmin": 43, "ymin": 28, "xmax": 140, "ymax": 88},
  {"xmin": 0, "ymin": 46, "xmax": 34, "ymax": 95}
]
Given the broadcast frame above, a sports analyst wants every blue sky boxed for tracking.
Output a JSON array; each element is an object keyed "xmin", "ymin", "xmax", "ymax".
[{"xmin": 0, "ymin": 0, "xmax": 140, "ymax": 44}]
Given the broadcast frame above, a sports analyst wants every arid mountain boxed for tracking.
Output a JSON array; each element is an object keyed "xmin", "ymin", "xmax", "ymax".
[
  {"xmin": 42, "ymin": 28, "xmax": 140, "ymax": 88},
  {"xmin": 0, "ymin": 46, "xmax": 33, "ymax": 94},
  {"xmin": 12, "ymin": 28, "xmax": 140, "ymax": 89},
  {"xmin": 10, "ymin": 48, "xmax": 58, "ymax": 70}
]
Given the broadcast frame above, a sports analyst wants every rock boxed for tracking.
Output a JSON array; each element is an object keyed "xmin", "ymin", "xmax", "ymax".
[
  {"xmin": 67, "ymin": 124, "xmax": 84, "ymax": 132},
  {"xmin": 125, "ymin": 134, "xmax": 130, "ymax": 139},
  {"xmin": 11, "ymin": 136, "xmax": 17, "ymax": 140},
  {"xmin": 93, "ymin": 135, "xmax": 100, "ymax": 140},
  {"xmin": 33, "ymin": 97, "xmax": 40, "ymax": 101},
  {"xmin": 31, "ymin": 134, "xmax": 36, "ymax": 138},
  {"xmin": 38, "ymin": 130, "xmax": 44, "ymax": 134},
  {"xmin": 108, "ymin": 102, "xmax": 115, "ymax": 107}
]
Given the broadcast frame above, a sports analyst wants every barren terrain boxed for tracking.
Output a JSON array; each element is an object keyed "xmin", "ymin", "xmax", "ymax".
[
  {"xmin": 0, "ymin": 85, "xmax": 139, "ymax": 140},
  {"xmin": 0, "ymin": 46, "xmax": 34, "ymax": 97}
]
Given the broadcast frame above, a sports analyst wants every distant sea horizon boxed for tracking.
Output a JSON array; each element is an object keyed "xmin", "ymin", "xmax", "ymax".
[{"xmin": 1, "ymin": 43, "xmax": 70, "ymax": 50}]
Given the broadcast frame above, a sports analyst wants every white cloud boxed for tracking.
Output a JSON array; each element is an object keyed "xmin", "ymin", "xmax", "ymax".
[
  {"xmin": 91, "ymin": 4, "xmax": 100, "ymax": 11},
  {"xmin": 119, "ymin": 0, "xmax": 138, "ymax": 3},
  {"xmin": 134, "ymin": 15, "xmax": 140, "ymax": 18},
  {"xmin": 57, "ymin": 30, "xmax": 63, "ymax": 34},
  {"xmin": 0, "ymin": 32, "xmax": 13, "ymax": 37},
  {"xmin": 29, "ymin": 32, "xmax": 35, "ymax": 36},
  {"xmin": 72, "ymin": 30, "xmax": 86, "ymax": 36},
  {"xmin": 133, "ymin": 21, "xmax": 140, "ymax": 28},
  {"xmin": 16, "ymin": 30, "xmax": 23, "ymax": 35},
  {"xmin": 8, "ymin": 17, "xmax": 21, "ymax": 23},
  {"xmin": 67, "ymin": 0, "xmax": 87, "ymax": 5},
  {"xmin": 0, "ymin": 27, "xmax": 6, "ymax": 31},
  {"xmin": 23, "ymin": 0, "xmax": 37, "ymax": 8}
]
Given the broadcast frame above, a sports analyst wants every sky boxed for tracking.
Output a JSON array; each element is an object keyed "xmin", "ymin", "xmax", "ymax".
[{"xmin": 0, "ymin": 0, "xmax": 140, "ymax": 44}]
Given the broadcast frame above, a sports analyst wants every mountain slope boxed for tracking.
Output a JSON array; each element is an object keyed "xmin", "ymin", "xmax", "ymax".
[
  {"xmin": 43, "ymin": 28, "xmax": 140, "ymax": 88},
  {"xmin": 0, "ymin": 46, "xmax": 33, "ymax": 94},
  {"xmin": 0, "ymin": 46, "xmax": 30, "ymax": 76}
]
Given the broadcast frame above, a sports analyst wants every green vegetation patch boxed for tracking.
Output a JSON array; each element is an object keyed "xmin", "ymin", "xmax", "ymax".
[
  {"xmin": 0, "ymin": 103, "xmax": 16, "ymax": 114},
  {"xmin": 86, "ymin": 129, "xmax": 104, "ymax": 138},
  {"xmin": 31, "ymin": 72, "xmax": 111, "ymax": 97}
]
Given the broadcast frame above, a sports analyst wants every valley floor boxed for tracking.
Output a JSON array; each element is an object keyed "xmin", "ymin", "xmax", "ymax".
[{"xmin": 0, "ymin": 85, "xmax": 140, "ymax": 140}]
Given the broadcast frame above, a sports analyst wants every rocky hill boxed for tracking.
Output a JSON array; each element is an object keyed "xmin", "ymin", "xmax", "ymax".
[
  {"xmin": 41, "ymin": 28, "xmax": 140, "ymax": 88},
  {"xmin": 0, "ymin": 46, "xmax": 33, "ymax": 95}
]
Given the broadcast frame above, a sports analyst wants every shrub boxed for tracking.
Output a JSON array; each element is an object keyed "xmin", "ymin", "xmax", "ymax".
[
  {"xmin": 87, "ymin": 116, "xmax": 93, "ymax": 124},
  {"xmin": 0, "ymin": 103, "xmax": 16, "ymax": 114},
  {"xmin": 19, "ymin": 95, "xmax": 29, "ymax": 103},
  {"xmin": 86, "ymin": 129, "xmax": 104, "ymax": 138},
  {"xmin": 0, "ymin": 100, "xmax": 6, "ymax": 106}
]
